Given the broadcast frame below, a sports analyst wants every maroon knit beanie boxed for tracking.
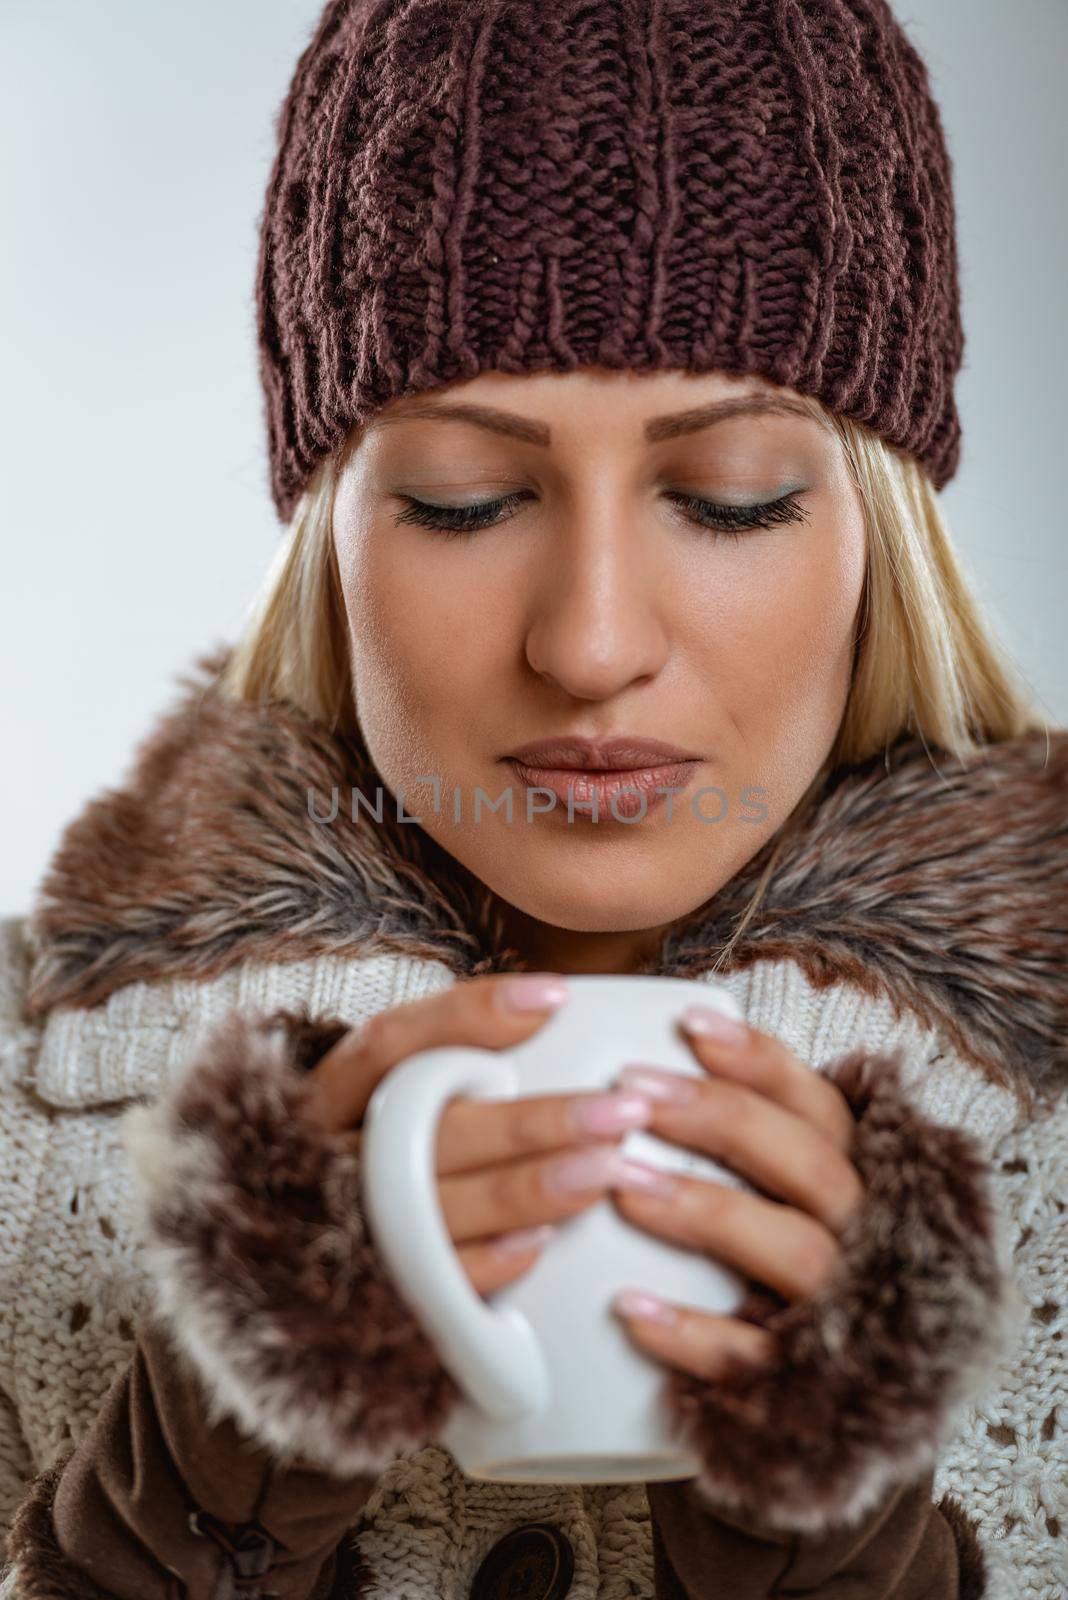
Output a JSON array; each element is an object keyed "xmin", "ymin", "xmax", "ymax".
[{"xmin": 256, "ymin": 0, "xmax": 964, "ymax": 524}]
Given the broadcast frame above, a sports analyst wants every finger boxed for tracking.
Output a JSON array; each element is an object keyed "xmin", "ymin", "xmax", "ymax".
[
  {"xmin": 439, "ymin": 1139, "xmax": 673, "ymax": 1246},
  {"xmin": 612, "ymin": 1293, "xmax": 781, "ymax": 1382},
  {"xmin": 301, "ymin": 971, "xmax": 570, "ymax": 1132},
  {"xmin": 433, "ymin": 1085, "xmax": 653, "ymax": 1178},
  {"xmin": 459, "ymin": 1226, "xmax": 555, "ymax": 1299},
  {"xmin": 319, "ymin": 1068, "xmax": 657, "ymax": 1179},
  {"xmin": 677, "ymin": 1007, "xmax": 856, "ymax": 1154},
  {"xmin": 612, "ymin": 1177, "xmax": 843, "ymax": 1302},
  {"xmin": 615, "ymin": 1069, "xmax": 864, "ymax": 1234}
]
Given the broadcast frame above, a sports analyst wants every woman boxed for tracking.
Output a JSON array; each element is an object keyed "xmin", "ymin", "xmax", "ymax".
[{"xmin": 1, "ymin": 1, "xmax": 1065, "ymax": 1596}]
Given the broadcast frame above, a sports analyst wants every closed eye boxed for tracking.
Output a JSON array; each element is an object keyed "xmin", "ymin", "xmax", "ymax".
[{"xmin": 391, "ymin": 489, "xmax": 811, "ymax": 540}]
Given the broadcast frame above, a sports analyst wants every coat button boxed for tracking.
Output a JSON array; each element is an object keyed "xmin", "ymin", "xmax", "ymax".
[{"xmin": 470, "ymin": 1521, "xmax": 575, "ymax": 1600}]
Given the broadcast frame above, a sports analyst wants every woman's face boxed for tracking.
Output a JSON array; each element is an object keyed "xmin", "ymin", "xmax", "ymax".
[{"xmin": 331, "ymin": 366, "xmax": 867, "ymax": 972}]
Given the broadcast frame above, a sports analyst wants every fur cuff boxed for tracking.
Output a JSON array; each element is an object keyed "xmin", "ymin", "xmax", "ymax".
[
  {"xmin": 662, "ymin": 1046, "xmax": 1025, "ymax": 1538},
  {"xmin": 120, "ymin": 1006, "xmax": 461, "ymax": 1478},
  {"xmin": 5, "ymin": 1460, "xmax": 116, "ymax": 1600}
]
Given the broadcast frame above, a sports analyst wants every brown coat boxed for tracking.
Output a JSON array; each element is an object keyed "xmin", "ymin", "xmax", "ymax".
[{"xmin": 4, "ymin": 646, "xmax": 1066, "ymax": 1597}]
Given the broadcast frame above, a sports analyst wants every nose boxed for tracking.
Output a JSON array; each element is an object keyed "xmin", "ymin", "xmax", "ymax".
[{"xmin": 523, "ymin": 504, "xmax": 670, "ymax": 701}]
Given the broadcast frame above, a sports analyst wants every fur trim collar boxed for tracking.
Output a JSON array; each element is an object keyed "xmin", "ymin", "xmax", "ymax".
[{"xmin": 24, "ymin": 646, "xmax": 1068, "ymax": 1113}]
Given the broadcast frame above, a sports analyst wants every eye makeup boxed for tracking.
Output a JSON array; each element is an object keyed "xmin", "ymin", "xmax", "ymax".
[{"xmin": 391, "ymin": 484, "xmax": 813, "ymax": 542}]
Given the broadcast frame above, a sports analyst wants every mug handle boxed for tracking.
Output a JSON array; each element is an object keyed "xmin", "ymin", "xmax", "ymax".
[{"xmin": 359, "ymin": 1044, "xmax": 550, "ymax": 1423}]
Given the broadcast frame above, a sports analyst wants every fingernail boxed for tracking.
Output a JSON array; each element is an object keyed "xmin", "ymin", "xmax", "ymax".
[
  {"xmin": 548, "ymin": 1146, "xmax": 679, "ymax": 1198},
  {"xmin": 680, "ymin": 1004, "xmax": 748, "ymax": 1043},
  {"xmin": 571, "ymin": 1091, "xmax": 654, "ymax": 1136},
  {"xmin": 494, "ymin": 1224, "xmax": 555, "ymax": 1256},
  {"xmin": 613, "ymin": 1288, "xmax": 678, "ymax": 1326},
  {"xmin": 613, "ymin": 1157, "xmax": 680, "ymax": 1197},
  {"xmin": 499, "ymin": 974, "xmax": 571, "ymax": 1011},
  {"xmin": 617, "ymin": 1065, "xmax": 698, "ymax": 1105}
]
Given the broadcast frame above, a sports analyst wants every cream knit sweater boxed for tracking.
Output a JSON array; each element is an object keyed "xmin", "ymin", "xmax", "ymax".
[{"xmin": 1, "ymin": 913, "xmax": 1064, "ymax": 1599}]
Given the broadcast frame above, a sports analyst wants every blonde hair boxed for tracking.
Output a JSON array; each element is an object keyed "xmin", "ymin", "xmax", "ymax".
[{"xmin": 220, "ymin": 404, "xmax": 1050, "ymax": 965}]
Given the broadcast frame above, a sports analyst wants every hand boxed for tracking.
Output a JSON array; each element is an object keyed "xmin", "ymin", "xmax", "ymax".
[
  {"xmin": 302, "ymin": 972, "xmax": 673, "ymax": 1300},
  {"xmin": 607, "ymin": 1003, "xmax": 866, "ymax": 1382}
]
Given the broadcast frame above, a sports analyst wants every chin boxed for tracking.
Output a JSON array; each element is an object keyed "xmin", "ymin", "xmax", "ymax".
[{"xmin": 475, "ymin": 849, "xmax": 713, "ymax": 935}]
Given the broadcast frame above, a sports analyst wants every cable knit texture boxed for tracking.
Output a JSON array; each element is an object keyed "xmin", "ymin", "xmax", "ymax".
[
  {"xmin": 1, "ymin": 652, "xmax": 1065, "ymax": 1596},
  {"xmin": 0, "ymin": 938, "xmax": 1058, "ymax": 1599},
  {"xmin": 257, "ymin": 0, "xmax": 965, "ymax": 521}
]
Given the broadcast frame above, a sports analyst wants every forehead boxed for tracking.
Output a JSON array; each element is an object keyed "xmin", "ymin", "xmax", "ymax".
[{"xmin": 362, "ymin": 370, "xmax": 833, "ymax": 449}]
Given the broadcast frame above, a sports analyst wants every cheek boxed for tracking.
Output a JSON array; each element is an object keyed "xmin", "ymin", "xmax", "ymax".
[
  {"xmin": 772, "ymin": 539, "xmax": 861, "ymax": 694},
  {"xmin": 335, "ymin": 522, "xmax": 483, "ymax": 781},
  {"xmin": 686, "ymin": 510, "xmax": 865, "ymax": 770}
]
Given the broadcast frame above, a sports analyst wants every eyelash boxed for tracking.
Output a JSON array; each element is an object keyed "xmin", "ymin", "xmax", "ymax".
[{"xmin": 392, "ymin": 490, "xmax": 810, "ymax": 540}]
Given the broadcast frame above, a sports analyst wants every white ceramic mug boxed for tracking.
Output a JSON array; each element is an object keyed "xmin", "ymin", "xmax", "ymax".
[{"xmin": 359, "ymin": 974, "xmax": 755, "ymax": 1484}]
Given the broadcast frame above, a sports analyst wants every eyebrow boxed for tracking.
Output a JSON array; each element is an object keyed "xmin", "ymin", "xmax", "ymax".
[{"xmin": 366, "ymin": 393, "xmax": 830, "ymax": 446}]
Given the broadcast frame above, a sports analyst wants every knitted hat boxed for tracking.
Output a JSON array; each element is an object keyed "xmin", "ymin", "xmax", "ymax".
[{"xmin": 256, "ymin": 0, "xmax": 964, "ymax": 524}]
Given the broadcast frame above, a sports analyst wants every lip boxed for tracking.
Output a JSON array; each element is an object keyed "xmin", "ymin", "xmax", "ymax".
[
  {"xmin": 505, "ymin": 757, "xmax": 702, "ymax": 819},
  {"xmin": 504, "ymin": 735, "xmax": 703, "ymax": 770}
]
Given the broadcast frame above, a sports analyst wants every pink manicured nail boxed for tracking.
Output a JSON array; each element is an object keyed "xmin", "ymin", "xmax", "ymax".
[
  {"xmin": 499, "ymin": 974, "xmax": 571, "ymax": 1010},
  {"xmin": 617, "ymin": 1065, "xmax": 698, "ymax": 1105},
  {"xmin": 548, "ymin": 1145, "xmax": 679, "ymax": 1198},
  {"xmin": 680, "ymin": 1004, "xmax": 748, "ymax": 1043},
  {"xmin": 494, "ymin": 1224, "xmax": 555, "ymax": 1256},
  {"xmin": 571, "ymin": 1091, "xmax": 654, "ymax": 1136},
  {"xmin": 613, "ymin": 1288, "xmax": 678, "ymax": 1326}
]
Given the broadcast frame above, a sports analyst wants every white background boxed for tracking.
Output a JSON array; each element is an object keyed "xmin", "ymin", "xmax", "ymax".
[{"xmin": 2, "ymin": 0, "xmax": 1065, "ymax": 914}]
